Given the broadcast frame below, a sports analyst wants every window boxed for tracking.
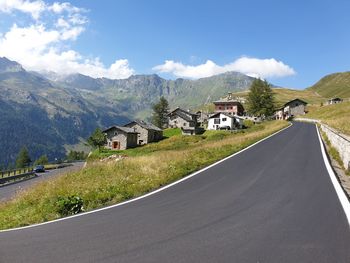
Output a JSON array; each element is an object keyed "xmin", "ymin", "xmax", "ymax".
[
  {"xmin": 222, "ymin": 118, "xmax": 227, "ymax": 121},
  {"xmin": 214, "ymin": 118, "xmax": 220, "ymax": 124},
  {"xmin": 183, "ymin": 123, "xmax": 187, "ymax": 126},
  {"xmin": 218, "ymin": 106, "xmax": 222, "ymax": 110}
]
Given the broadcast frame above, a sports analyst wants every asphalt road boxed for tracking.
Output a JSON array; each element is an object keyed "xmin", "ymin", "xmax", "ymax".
[
  {"xmin": 0, "ymin": 162, "xmax": 84, "ymax": 201},
  {"xmin": 0, "ymin": 122, "xmax": 349, "ymax": 263}
]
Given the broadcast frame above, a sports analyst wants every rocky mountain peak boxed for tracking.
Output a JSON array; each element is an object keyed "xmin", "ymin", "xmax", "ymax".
[{"xmin": 0, "ymin": 57, "xmax": 25, "ymax": 73}]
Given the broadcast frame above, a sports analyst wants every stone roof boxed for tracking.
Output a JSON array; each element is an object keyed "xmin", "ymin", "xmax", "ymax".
[
  {"xmin": 125, "ymin": 120, "xmax": 162, "ymax": 131},
  {"xmin": 284, "ymin": 98, "xmax": 307, "ymax": 106},
  {"xmin": 168, "ymin": 107, "xmax": 197, "ymax": 122},
  {"xmin": 103, "ymin": 126, "xmax": 138, "ymax": 134}
]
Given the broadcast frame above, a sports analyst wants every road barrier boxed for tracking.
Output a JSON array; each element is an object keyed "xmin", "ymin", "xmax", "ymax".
[{"xmin": 0, "ymin": 168, "xmax": 36, "ymax": 185}]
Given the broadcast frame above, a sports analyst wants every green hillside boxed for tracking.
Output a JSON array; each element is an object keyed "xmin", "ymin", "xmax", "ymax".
[
  {"xmin": 230, "ymin": 87, "xmax": 325, "ymax": 108},
  {"xmin": 308, "ymin": 72, "xmax": 350, "ymax": 98},
  {"xmin": 306, "ymin": 101, "xmax": 350, "ymax": 136}
]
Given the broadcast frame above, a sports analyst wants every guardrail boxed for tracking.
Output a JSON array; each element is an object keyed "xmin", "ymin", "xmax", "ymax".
[{"xmin": 0, "ymin": 168, "xmax": 36, "ymax": 185}]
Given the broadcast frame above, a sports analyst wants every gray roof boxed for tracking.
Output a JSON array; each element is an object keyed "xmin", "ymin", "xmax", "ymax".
[
  {"xmin": 284, "ymin": 98, "xmax": 307, "ymax": 106},
  {"xmin": 169, "ymin": 107, "xmax": 198, "ymax": 116},
  {"xmin": 125, "ymin": 120, "xmax": 162, "ymax": 131},
  {"xmin": 168, "ymin": 107, "xmax": 198, "ymax": 122},
  {"xmin": 103, "ymin": 125, "xmax": 138, "ymax": 134}
]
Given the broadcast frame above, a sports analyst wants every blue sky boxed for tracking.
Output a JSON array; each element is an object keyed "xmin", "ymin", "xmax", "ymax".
[{"xmin": 1, "ymin": 0, "xmax": 350, "ymax": 89}]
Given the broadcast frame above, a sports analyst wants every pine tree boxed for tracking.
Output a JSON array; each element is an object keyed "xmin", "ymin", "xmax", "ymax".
[
  {"xmin": 15, "ymin": 147, "xmax": 32, "ymax": 168},
  {"xmin": 87, "ymin": 128, "xmax": 106, "ymax": 151},
  {"xmin": 152, "ymin": 96, "xmax": 169, "ymax": 129},
  {"xmin": 246, "ymin": 79, "xmax": 275, "ymax": 117}
]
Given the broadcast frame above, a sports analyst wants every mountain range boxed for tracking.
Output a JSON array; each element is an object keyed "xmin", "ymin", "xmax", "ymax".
[{"xmin": 0, "ymin": 57, "xmax": 255, "ymax": 165}]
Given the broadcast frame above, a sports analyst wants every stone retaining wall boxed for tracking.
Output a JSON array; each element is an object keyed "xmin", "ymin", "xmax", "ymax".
[
  {"xmin": 295, "ymin": 118, "xmax": 350, "ymax": 170},
  {"xmin": 320, "ymin": 124, "xmax": 350, "ymax": 171}
]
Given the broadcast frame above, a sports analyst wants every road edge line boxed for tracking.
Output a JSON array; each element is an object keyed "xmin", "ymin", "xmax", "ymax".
[
  {"xmin": 316, "ymin": 124, "xmax": 350, "ymax": 227},
  {"xmin": 0, "ymin": 122, "xmax": 292, "ymax": 233}
]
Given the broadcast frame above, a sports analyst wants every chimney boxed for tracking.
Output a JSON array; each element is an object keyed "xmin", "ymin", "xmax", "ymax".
[{"xmin": 228, "ymin": 92, "xmax": 233, "ymax": 100}]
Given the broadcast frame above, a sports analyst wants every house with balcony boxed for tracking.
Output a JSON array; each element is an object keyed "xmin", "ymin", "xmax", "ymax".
[{"xmin": 213, "ymin": 93, "xmax": 245, "ymax": 116}]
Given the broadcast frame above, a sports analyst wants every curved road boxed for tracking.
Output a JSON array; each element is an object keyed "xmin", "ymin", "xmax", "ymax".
[
  {"xmin": 0, "ymin": 122, "xmax": 349, "ymax": 262},
  {"xmin": 0, "ymin": 162, "xmax": 84, "ymax": 201}
]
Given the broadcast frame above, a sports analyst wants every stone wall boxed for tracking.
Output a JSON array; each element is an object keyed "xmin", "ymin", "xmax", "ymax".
[
  {"xmin": 320, "ymin": 124, "xmax": 350, "ymax": 170},
  {"xmin": 295, "ymin": 118, "xmax": 350, "ymax": 170}
]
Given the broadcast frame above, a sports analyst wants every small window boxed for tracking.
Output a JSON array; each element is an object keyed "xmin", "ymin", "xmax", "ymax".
[
  {"xmin": 222, "ymin": 118, "xmax": 227, "ymax": 121},
  {"xmin": 183, "ymin": 123, "xmax": 187, "ymax": 126},
  {"xmin": 218, "ymin": 106, "xmax": 222, "ymax": 110},
  {"xmin": 214, "ymin": 118, "xmax": 220, "ymax": 124}
]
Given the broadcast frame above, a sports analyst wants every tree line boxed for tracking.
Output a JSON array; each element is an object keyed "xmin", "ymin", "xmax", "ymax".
[{"xmin": 0, "ymin": 147, "xmax": 88, "ymax": 171}]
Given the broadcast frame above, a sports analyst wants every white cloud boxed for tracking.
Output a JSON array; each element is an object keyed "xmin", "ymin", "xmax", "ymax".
[
  {"xmin": 48, "ymin": 2, "xmax": 84, "ymax": 14},
  {"xmin": 153, "ymin": 57, "xmax": 296, "ymax": 79},
  {"xmin": 0, "ymin": 0, "xmax": 45, "ymax": 20},
  {"xmin": 0, "ymin": 0, "xmax": 134, "ymax": 79}
]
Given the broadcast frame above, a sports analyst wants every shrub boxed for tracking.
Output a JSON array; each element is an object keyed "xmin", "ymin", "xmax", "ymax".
[
  {"xmin": 55, "ymin": 195, "xmax": 84, "ymax": 216},
  {"xmin": 243, "ymin": 119, "xmax": 254, "ymax": 128}
]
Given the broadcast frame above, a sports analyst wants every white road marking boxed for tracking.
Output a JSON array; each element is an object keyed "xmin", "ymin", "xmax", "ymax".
[{"xmin": 316, "ymin": 125, "xmax": 350, "ymax": 227}]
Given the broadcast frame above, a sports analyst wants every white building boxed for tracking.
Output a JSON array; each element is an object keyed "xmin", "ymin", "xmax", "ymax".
[{"xmin": 207, "ymin": 112, "xmax": 244, "ymax": 130}]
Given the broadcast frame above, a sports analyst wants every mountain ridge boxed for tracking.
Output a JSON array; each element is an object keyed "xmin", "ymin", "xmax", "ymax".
[
  {"xmin": 308, "ymin": 71, "xmax": 350, "ymax": 98},
  {"xmin": 0, "ymin": 57, "xmax": 255, "ymax": 165}
]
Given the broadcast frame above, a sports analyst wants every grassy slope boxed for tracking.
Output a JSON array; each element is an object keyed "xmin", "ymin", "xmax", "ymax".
[
  {"xmin": 308, "ymin": 72, "xmax": 350, "ymax": 98},
  {"xmin": 305, "ymin": 101, "xmax": 350, "ymax": 135},
  {"xmin": 229, "ymin": 74, "xmax": 350, "ymax": 135},
  {"xmin": 229, "ymin": 88, "xmax": 325, "ymax": 108},
  {"xmin": 0, "ymin": 121, "xmax": 288, "ymax": 230}
]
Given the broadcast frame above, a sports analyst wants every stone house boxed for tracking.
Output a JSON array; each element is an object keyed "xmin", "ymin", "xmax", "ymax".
[
  {"xmin": 213, "ymin": 93, "xmax": 245, "ymax": 116},
  {"xmin": 196, "ymin": 110, "xmax": 210, "ymax": 126},
  {"xmin": 327, "ymin": 97, "xmax": 343, "ymax": 105},
  {"xmin": 275, "ymin": 98, "xmax": 307, "ymax": 120},
  {"xmin": 124, "ymin": 120, "xmax": 163, "ymax": 145},
  {"xmin": 207, "ymin": 112, "xmax": 244, "ymax": 130},
  {"xmin": 103, "ymin": 126, "xmax": 138, "ymax": 150},
  {"xmin": 168, "ymin": 107, "xmax": 204, "ymax": 135}
]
